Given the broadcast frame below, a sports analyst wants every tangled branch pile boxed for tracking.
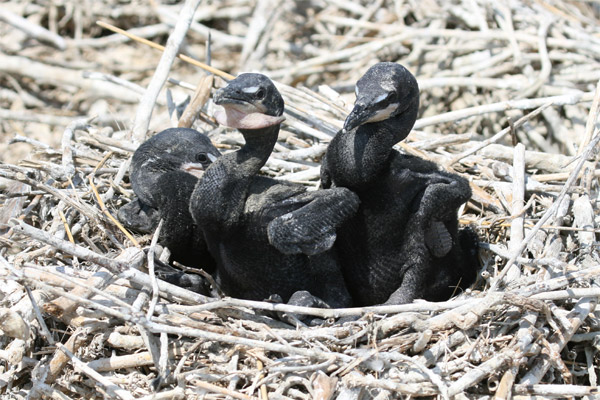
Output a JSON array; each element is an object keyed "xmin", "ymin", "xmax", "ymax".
[{"xmin": 1, "ymin": 0, "xmax": 600, "ymax": 398}]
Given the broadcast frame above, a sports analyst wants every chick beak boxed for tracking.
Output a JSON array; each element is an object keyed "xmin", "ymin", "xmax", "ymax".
[
  {"xmin": 180, "ymin": 163, "xmax": 206, "ymax": 179},
  {"xmin": 343, "ymin": 103, "xmax": 369, "ymax": 133}
]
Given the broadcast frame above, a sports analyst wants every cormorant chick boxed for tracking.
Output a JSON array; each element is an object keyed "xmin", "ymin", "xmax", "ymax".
[
  {"xmin": 190, "ymin": 73, "xmax": 358, "ymax": 308},
  {"xmin": 321, "ymin": 62, "xmax": 479, "ymax": 306},
  {"xmin": 118, "ymin": 127, "xmax": 220, "ymax": 271}
]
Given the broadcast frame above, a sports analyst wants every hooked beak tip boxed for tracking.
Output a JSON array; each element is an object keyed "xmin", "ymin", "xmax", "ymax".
[
  {"xmin": 343, "ymin": 118, "xmax": 360, "ymax": 133},
  {"xmin": 343, "ymin": 103, "xmax": 366, "ymax": 133},
  {"xmin": 213, "ymin": 87, "xmax": 229, "ymax": 105}
]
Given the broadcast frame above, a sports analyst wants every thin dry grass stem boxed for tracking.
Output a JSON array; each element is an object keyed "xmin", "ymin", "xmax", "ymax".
[
  {"xmin": 96, "ymin": 21, "xmax": 235, "ymax": 81},
  {"xmin": 88, "ymin": 176, "xmax": 139, "ymax": 247}
]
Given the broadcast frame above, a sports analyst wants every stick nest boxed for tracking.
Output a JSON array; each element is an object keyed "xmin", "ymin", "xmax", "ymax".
[{"xmin": 1, "ymin": 1, "xmax": 600, "ymax": 399}]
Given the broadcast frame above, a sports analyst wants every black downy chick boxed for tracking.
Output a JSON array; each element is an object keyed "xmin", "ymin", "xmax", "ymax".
[
  {"xmin": 189, "ymin": 73, "xmax": 359, "ymax": 308},
  {"xmin": 118, "ymin": 127, "xmax": 220, "ymax": 272},
  {"xmin": 321, "ymin": 62, "xmax": 480, "ymax": 306}
]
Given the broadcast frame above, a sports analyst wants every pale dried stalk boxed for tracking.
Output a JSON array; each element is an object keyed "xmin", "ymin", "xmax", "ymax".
[
  {"xmin": 0, "ymin": 53, "xmax": 140, "ymax": 103},
  {"xmin": 504, "ymin": 143, "xmax": 525, "ymax": 284},
  {"xmin": 0, "ymin": 7, "xmax": 66, "ymax": 49},
  {"xmin": 131, "ymin": 0, "xmax": 203, "ymax": 144}
]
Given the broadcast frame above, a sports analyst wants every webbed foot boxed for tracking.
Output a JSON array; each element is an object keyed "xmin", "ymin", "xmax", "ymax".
[
  {"xmin": 160, "ymin": 272, "xmax": 212, "ymax": 296},
  {"xmin": 267, "ymin": 214, "xmax": 337, "ymax": 255},
  {"xmin": 117, "ymin": 198, "xmax": 159, "ymax": 233},
  {"xmin": 264, "ymin": 291, "xmax": 333, "ymax": 326},
  {"xmin": 266, "ymin": 187, "xmax": 359, "ymax": 256},
  {"xmin": 282, "ymin": 290, "xmax": 332, "ymax": 326},
  {"xmin": 425, "ymin": 220, "xmax": 453, "ymax": 258}
]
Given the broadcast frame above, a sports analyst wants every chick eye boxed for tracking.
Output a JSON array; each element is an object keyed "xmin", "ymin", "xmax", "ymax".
[
  {"xmin": 376, "ymin": 91, "xmax": 396, "ymax": 107},
  {"xmin": 196, "ymin": 153, "xmax": 208, "ymax": 163},
  {"xmin": 255, "ymin": 88, "xmax": 265, "ymax": 99}
]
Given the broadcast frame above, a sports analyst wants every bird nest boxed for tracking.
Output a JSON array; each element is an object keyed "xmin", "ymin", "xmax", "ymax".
[{"xmin": 1, "ymin": 0, "xmax": 600, "ymax": 399}]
